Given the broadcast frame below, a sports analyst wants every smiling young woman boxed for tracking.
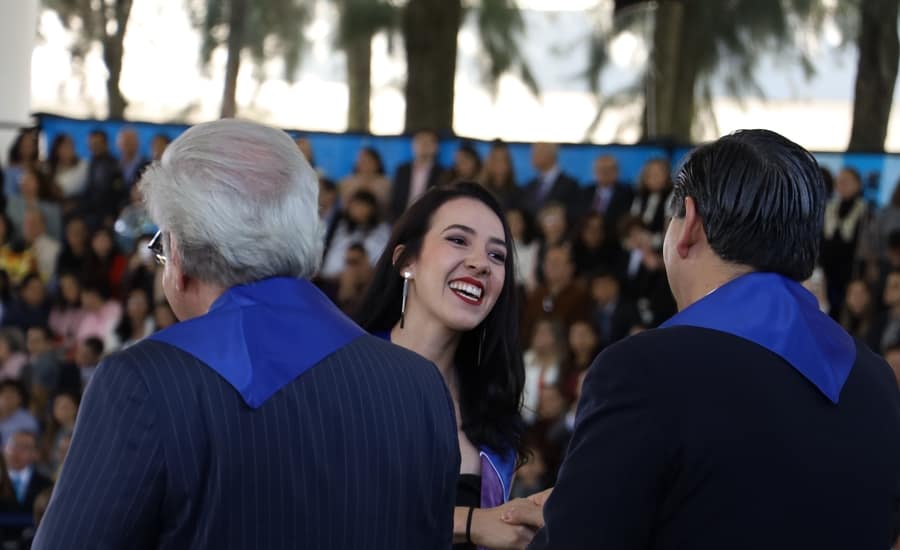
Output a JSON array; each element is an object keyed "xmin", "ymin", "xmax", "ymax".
[{"xmin": 356, "ymin": 182, "xmax": 545, "ymax": 549}]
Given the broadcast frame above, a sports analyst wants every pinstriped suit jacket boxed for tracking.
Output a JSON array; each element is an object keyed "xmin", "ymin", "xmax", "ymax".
[{"xmin": 34, "ymin": 335, "xmax": 460, "ymax": 549}]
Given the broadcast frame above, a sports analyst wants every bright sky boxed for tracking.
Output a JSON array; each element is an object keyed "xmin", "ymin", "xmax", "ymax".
[{"xmin": 26, "ymin": 0, "xmax": 900, "ymax": 151}]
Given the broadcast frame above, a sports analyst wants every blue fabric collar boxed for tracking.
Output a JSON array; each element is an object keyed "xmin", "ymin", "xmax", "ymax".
[
  {"xmin": 661, "ymin": 272, "xmax": 856, "ymax": 404},
  {"xmin": 150, "ymin": 277, "xmax": 364, "ymax": 408}
]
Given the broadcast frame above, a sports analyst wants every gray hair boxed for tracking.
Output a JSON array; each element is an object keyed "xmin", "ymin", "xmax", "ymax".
[{"xmin": 139, "ymin": 119, "xmax": 322, "ymax": 288}]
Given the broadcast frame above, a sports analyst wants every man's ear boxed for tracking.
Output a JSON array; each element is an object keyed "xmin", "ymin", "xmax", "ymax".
[{"xmin": 676, "ymin": 197, "xmax": 706, "ymax": 259}]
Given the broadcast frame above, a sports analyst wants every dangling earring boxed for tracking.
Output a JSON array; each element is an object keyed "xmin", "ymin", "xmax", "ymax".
[
  {"xmin": 476, "ymin": 326, "xmax": 486, "ymax": 368},
  {"xmin": 400, "ymin": 271, "xmax": 412, "ymax": 329}
]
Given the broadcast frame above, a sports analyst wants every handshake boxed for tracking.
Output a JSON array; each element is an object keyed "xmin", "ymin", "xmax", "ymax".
[{"xmin": 462, "ymin": 488, "xmax": 552, "ymax": 550}]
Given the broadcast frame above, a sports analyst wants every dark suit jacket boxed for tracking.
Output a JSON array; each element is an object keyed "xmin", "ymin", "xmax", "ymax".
[
  {"xmin": 389, "ymin": 161, "xmax": 444, "ymax": 222},
  {"xmin": 35, "ymin": 336, "xmax": 459, "ymax": 549},
  {"xmin": 17, "ymin": 470, "xmax": 51, "ymax": 518},
  {"xmin": 529, "ymin": 327, "xmax": 900, "ymax": 549},
  {"xmin": 581, "ymin": 182, "xmax": 635, "ymax": 240},
  {"xmin": 520, "ymin": 171, "xmax": 580, "ymax": 219}
]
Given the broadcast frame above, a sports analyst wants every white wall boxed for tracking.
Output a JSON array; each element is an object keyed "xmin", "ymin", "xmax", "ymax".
[{"xmin": 0, "ymin": 0, "xmax": 39, "ymax": 161}]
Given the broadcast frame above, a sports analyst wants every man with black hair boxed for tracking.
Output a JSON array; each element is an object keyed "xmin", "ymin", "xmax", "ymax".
[
  {"xmin": 82, "ymin": 129, "xmax": 124, "ymax": 229},
  {"xmin": 0, "ymin": 381, "xmax": 37, "ymax": 445},
  {"xmin": 389, "ymin": 129, "xmax": 445, "ymax": 222},
  {"xmin": 528, "ymin": 130, "xmax": 900, "ymax": 549}
]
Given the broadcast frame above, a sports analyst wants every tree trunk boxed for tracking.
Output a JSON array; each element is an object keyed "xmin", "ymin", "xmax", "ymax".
[
  {"xmin": 346, "ymin": 31, "xmax": 373, "ymax": 132},
  {"xmin": 402, "ymin": 0, "xmax": 462, "ymax": 134},
  {"xmin": 642, "ymin": 0, "xmax": 684, "ymax": 142},
  {"xmin": 101, "ymin": 0, "xmax": 133, "ymax": 119},
  {"xmin": 221, "ymin": 0, "xmax": 249, "ymax": 119},
  {"xmin": 848, "ymin": 0, "xmax": 899, "ymax": 152}
]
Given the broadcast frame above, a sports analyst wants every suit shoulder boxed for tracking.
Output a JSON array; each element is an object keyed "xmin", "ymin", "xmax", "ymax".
[{"xmin": 338, "ymin": 334, "xmax": 437, "ymax": 372}]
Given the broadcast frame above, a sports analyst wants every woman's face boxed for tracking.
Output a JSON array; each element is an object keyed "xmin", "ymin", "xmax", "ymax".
[
  {"xmin": 404, "ymin": 198, "xmax": 507, "ymax": 333},
  {"xmin": 643, "ymin": 161, "xmax": 669, "ymax": 192},
  {"xmin": 569, "ymin": 321, "xmax": 597, "ymax": 357},
  {"xmin": 836, "ymin": 169, "xmax": 862, "ymax": 200},
  {"xmin": 531, "ymin": 321, "xmax": 557, "ymax": 355},
  {"xmin": 581, "ymin": 215, "xmax": 605, "ymax": 248},
  {"xmin": 66, "ymin": 219, "xmax": 88, "ymax": 249},
  {"xmin": 506, "ymin": 210, "xmax": 525, "ymax": 241},
  {"xmin": 455, "ymin": 151, "xmax": 479, "ymax": 180},
  {"xmin": 127, "ymin": 289, "xmax": 150, "ymax": 320},
  {"xmin": 53, "ymin": 395, "xmax": 77, "ymax": 426},
  {"xmin": 59, "ymin": 275, "xmax": 80, "ymax": 305},
  {"xmin": 485, "ymin": 148, "xmax": 511, "ymax": 181},
  {"xmin": 58, "ymin": 137, "xmax": 76, "ymax": 164},
  {"xmin": 19, "ymin": 171, "xmax": 39, "ymax": 199},
  {"xmin": 347, "ymin": 199, "xmax": 376, "ymax": 225},
  {"xmin": 539, "ymin": 208, "xmax": 566, "ymax": 244},
  {"xmin": 356, "ymin": 150, "xmax": 378, "ymax": 176},
  {"xmin": 845, "ymin": 281, "xmax": 870, "ymax": 315},
  {"xmin": 91, "ymin": 231, "xmax": 113, "ymax": 258}
]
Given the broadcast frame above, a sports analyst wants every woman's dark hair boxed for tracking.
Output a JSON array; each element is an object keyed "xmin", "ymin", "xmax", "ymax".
[
  {"xmin": 52, "ymin": 271, "xmax": 82, "ymax": 310},
  {"xmin": 344, "ymin": 190, "xmax": 381, "ymax": 231},
  {"xmin": 47, "ymin": 134, "xmax": 78, "ymax": 175},
  {"xmin": 353, "ymin": 147, "xmax": 386, "ymax": 176},
  {"xmin": 482, "ymin": 140, "xmax": 517, "ymax": 194},
  {"xmin": 670, "ymin": 129, "xmax": 825, "ymax": 281},
  {"xmin": 7, "ymin": 128, "xmax": 38, "ymax": 166},
  {"xmin": 637, "ymin": 157, "xmax": 673, "ymax": 195},
  {"xmin": 455, "ymin": 142, "xmax": 482, "ymax": 176},
  {"xmin": 355, "ymin": 181, "xmax": 526, "ymax": 462},
  {"xmin": 116, "ymin": 287, "xmax": 151, "ymax": 343}
]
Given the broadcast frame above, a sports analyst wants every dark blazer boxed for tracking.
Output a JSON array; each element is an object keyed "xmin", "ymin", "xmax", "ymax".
[
  {"xmin": 519, "ymin": 171, "xmax": 580, "ymax": 219},
  {"xmin": 16, "ymin": 470, "xmax": 51, "ymax": 518},
  {"xmin": 529, "ymin": 327, "xmax": 900, "ymax": 549},
  {"xmin": 389, "ymin": 161, "xmax": 444, "ymax": 222},
  {"xmin": 35, "ymin": 336, "xmax": 459, "ymax": 550},
  {"xmin": 581, "ymin": 183, "xmax": 634, "ymax": 240}
]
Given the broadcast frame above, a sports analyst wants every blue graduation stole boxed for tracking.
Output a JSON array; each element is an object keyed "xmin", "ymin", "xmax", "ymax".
[
  {"xmin": 661, "ymin": 272, "xmax": 856, "ymax": 404},
  {"xmin": 151, "ymin": 277, "xmax": 365, "ymax": 408}
]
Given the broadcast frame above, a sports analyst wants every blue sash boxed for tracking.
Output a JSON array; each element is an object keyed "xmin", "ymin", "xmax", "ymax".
[
  {"xmin": 661, "ymin": 272, "xmax": 855, "ymax": 404},
  {"xmin": 151, "ymin": 277, "xmax": 364, "ymax": 408}
]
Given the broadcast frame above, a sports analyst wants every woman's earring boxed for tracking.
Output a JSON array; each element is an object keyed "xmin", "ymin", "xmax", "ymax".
[{"xmin": 400, "ymin": 271, "xmax": 412, "ymax": 329}]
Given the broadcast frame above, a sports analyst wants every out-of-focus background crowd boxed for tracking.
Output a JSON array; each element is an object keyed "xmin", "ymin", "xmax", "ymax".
[{"xmin": 1, "ymin": 0, "xmax": 899, "ymax": 547}]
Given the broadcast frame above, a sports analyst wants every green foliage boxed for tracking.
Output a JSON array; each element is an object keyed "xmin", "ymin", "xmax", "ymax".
[{"xmin": 474, "ymin": 0, "xmax": 539, "ymax": 96}]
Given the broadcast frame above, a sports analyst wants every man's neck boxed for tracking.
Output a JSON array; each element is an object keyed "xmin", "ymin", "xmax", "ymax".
[{"xmin": 675, "ymin": 263, "xmax": 753, "ymax": 311}]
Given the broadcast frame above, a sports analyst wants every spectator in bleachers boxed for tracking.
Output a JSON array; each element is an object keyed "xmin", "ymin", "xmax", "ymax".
[
  {"xmin": 478, "ymin": 140, "xmax": 520, "ymax": 210},
  {"xmin": 0, "ymin": 329, "xmax": 27, "ymax": 381},
  {"xmin": 120, "ymin": 234, "xmax": 158, "ymax": 304},
  {"xmin": 114, "ymin": 184, "xmax": 156, "ymax": 254},
  {"xmin": 2, "ymin": 275, "xmax": 49, "ymax": 333},
  {"xmin": 47, "ymin": 272, "xmax": 84, "ymax": 357},
  {"xmin": 629, "ymin": 157, "xmax": 673, "ymax": 246},
  {"xmin": 332, "ymin": 243, "xmax": 373, "ymax": 315},
  {"xmin": 338, "ymin": 147, "xmax": 391, "ymax": 214},
  {"xmin": 821, "ymin": 167, "xmax": 871, "ymax": 317},
  {"xmin": 866, "ymin": 178, "xmax": 900, "ymax": 268},
  {"xmin": 389, "ymin": 129, "xmax": 445, "ymax": 222},
  {"xmin": 22, "ymin": 326, "xmax": 63, "ymax": 401},
  {"xmin": 589, "ymin": 268, "xmax": 639, "ymax": 349},
  {"xmin": 82, "ymin": 129, "xmax": 124, "ymax": 229},
  {"xmin": 534, "ymin": 202, "xmax": 570, "ymax": 285},
  {"xmin": 581, "ymin": 154, "xmax": 634, "ymax": 242},
  {"xmin": 839, "ymin": 279, "xmax": 876, "ymax": 346},
  {"xmin": 39, "ymin": 391, "xmax": 78, "ymax": 476},
  {"xmin": 7, "ymin": 170, "xmax": 62, "ymax": 243},
  {"xmin": 84, "ymin": 228, "xmax": 127, "ymax": 299},
  {"xmin": 0, "ymin": 453, "xmax": 20, "ymax": 544},
  {"xmin": 319, "ymin": 177, "xmax": 341, "ymax": 243},
  {"xmin": 616, "ymin": 216, "xmax": 676, "ymax": 325},
  {"xmin": 3, "ymin": 431, "xmax": 52, "ymax": 531},
  {"xmin": 116, "ymin": 127, "xmax": 150, "ymax": 190},
  {"xmin": 294, "ymin": 136, "xmax": 334, "ymax": 187},
  {"xmin": 73, "ymin": 337, "xmax": 102, "ymax": 389},
  {"xmin": 522, "ymin": 244, "xmax": 591, "ymax": 344},
  {"xmin": 869, "ymin": 270, "xmax": 900, "ymax": 353},
  {"xmin": 571, "ymin": 212, "xmax": 623, "ymax": 278},
  {"xmin": 150, "ymin": 134, "xmax": 170, "ymax": 162},
  {"xmin": 320, "ymin": 190, "xmax": 390, "ymax": 280},
  {"xmin": 21, "ymin": 209, "xmax": 60, "ymax": 283},
  {"xmin": 522, "ymin": 318, "xmax": 564, "ymax": 425},
  {"xmin": 0, "ymin": 383, "xmax": 37, "ymax": 445},
  {"xmin": 17, "ymin": 486, "xmax": 52, "ymax": 549},
  {"xmin": 74, "ymin": 281, "xmax": 121, "ymax": 353},
  {"xmin": 563, "ymin": 320, "xmax": 599, "ymax": 392},
  {"xmin": 48, "ymin": 430, "xmax": 71, "ymax": 482},
  {"xmin": 0, "ymin": 218, "xmax": 36, "ymax": 287},
  {"xmin": 4, "ymin": 128, "xmax": 39, "ymax": 197},
  {"xmin": 439, "ymin": 142, "xmax": 482, "ymax": 187},
  {"xmin": 45, "ymin": 134, "xmax": 87, "ymax": 202},
  {"xmin": 506, "ymin": 207, "xmax": 538, "ymax": 292},
  {"xmin": 520, "ymin": 142, "xmax": 579, "ymax": 220},
  {"xmin": 115, "ymin": 287, "xmax": 154, "ymax": 349},
  {"xmin": 54, "ymin": 217, "xmax": 89, "ymax": 279}
]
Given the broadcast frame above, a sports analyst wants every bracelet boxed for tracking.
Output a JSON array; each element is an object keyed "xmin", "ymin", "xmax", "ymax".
[{"xmin": 465, "ymin": 506, "xmax": 475, "ymax": 545}]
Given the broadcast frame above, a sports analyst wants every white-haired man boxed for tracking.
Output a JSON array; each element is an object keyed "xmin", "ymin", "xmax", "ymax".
[{"xmin": 35, "ymin": 119, "xmax": 460, "ymax": 549}]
